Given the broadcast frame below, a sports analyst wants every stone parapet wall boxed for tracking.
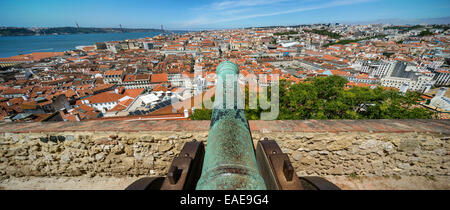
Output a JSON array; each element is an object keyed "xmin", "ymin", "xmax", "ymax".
[{"xmin": 0, "ymin": 120, "xmax": 449, "ymax": 180}]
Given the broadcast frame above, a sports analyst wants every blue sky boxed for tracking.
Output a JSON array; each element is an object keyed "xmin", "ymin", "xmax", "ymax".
[{"xmin": 0, "ymin": 0, "xmax": 449, "ymax": 29}]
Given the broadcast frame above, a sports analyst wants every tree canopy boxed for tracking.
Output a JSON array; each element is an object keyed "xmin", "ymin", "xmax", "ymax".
[{"xmin": 190, "ymin": 76, "xmax": 435, "ymax": 120}]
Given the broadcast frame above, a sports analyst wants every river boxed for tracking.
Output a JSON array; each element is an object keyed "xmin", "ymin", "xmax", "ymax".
[{"xmin": 0, "ymin": 32, "xmax": 186, "ymax": 58}]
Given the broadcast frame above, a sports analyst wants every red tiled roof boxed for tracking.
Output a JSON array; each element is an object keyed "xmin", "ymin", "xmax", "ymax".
[
  {"xmin": 104, "ymin": 70, "xmax": 123, "ymax": 76},
  {"xmin": 123, "ymin": 75, "xmax": 136, "ymax": 82},
  {"xmin": 151, "ymin": 73, "xmax": 168, "ymax": 83},
  {"xmin": 153, "ymin": 84, "xmax": 168, "ymax": 92},
  {"xmin": 110, "ymin": 98, "xmax": 134, "ymax": 111},
  {"xmin": 135, "ymin": 74, "xmax": 150, "ymax": 80},
  {"xmin": 75, "ymin": 92, "xmax": 123, "ymax": 105},
  {"xmin": 1, "ymin": 52, "xmax": 64, "ymax": 61}
]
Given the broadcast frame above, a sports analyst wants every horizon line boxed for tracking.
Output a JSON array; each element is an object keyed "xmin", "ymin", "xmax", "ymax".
[{"xmin": 1, "ymin": 16, "xmax": 449, "ymax": 31}]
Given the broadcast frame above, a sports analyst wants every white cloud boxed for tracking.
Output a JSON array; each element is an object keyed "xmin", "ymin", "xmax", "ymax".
[
  {"xmin": 208, "ymin": 0, "xmax": 291, "ymax": 11},
  {"xmin": 181, "ymin": 0, "xmax": 375, "ymax": 27}
]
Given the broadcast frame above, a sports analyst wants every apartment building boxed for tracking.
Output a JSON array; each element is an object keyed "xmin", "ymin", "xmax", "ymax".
[
  {"xmin": 433, "ymin": 70, "xmax": 450, "ymax": 86},
  {"xmin": 381, "ymin": 62, "xmax": 435, "ymax": 92}
]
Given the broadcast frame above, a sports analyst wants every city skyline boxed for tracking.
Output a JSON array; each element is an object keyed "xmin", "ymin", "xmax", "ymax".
[{"xmin": 1, "ymin": 0, "xmax": 449, "ymax": 30}]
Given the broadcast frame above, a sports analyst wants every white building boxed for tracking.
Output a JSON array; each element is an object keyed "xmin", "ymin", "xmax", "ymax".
[
  {"xmin": 430, "ymin": 87, "xmax": 450, "ymax": 111},
  {"xmin": 370, "ymin": 61, "xmax": 396, "ymax": 78},
  {"xmin": 380, "ymin": 62, "xmax": 435, "ymax": 92},
  {"xmin": 433, "ymin": 70, "xmax": 450, "ymax": 86}
]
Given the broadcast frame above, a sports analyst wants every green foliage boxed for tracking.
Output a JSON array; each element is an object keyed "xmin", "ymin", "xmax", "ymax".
[
  {"xmin": 418, "ymin": 30, "xmax": 433, "ymax": 37},
  {"xmin": 348, "ymin": 172, "xmax": 360, "ymax": 179},
  {"xmin": 270, "ymin": 38, "xmax": 277, "ymax": 45},
  {"xmin": 431, "ymin": 25, "xmax": 450, "ymax": 31},
  {"xmin": 383, "ymin": 52, "xmax": 395, "ymax": 58},
  {"xmin": 190, "ymin": 109, "xmax": 213, "ymax": 120},
  {"xmin": 0, "ymin": 27, "xmax": 162, "ymax": 36},
  {"xmin": 0, "ymin": 28, "xmax": 35, "ymax": 36},
  {"xmin": 325, "ymin": 40, "xmax": 359, "ymax": 47},
  {"xmin": 274, "ymin": 31, "xmax": 298, "ymax": 36},
  {"xmin": 190, "ymin": 76, "xmax": 435, "ymax": 120},
  {"xmin": 384, "ymin": 25, "xmax": 424, "ymax": 32},
  {"xmin": 305, "ymin": 29, "xmax": 342, "ymax": 39},
  {"xmin": 324, "ymin": 35, "xmax": 386, "ymax": 47},
  {"xmin": 425, "ymin": 175, "xmax": 436, "ymax": 182}
]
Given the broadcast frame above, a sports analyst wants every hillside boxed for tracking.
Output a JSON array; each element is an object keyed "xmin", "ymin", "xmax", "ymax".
[{"xmin": 0, "ymin": 27, "xmax": 164, "ymax": 36}]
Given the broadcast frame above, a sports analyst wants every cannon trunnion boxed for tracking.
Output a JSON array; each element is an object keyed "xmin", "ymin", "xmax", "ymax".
[{"xmin": 125, "ymin": 138, "xmax": 339, "ymax": 190}]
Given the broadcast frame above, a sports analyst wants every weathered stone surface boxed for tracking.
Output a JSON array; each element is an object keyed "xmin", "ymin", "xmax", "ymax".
[
  {"xmin": 60, "ymin": 151, "xmax": 72, "ymax": 163},
  {"xmin": 0, "ymin": 129, "xmax": 449, "ymax": 179},
  {"xmin": 66, "ymin": 135, "xmax": 75, "ymax": 141},
  {"xmin": 95, "ymin": 153, "xmax": 105, "ymax": 162},
  {"xmin": 382, "ymin": 142, "xmax": 395, "ymax": 154},
  {"xmin": 111, "ymin": 144, "xmax": 125, "ymax": 155},
  {"xmin": 434, "ymin": 148, "xmax": 447, "ymax": 156},
  {"xmin": 359, "ymin": 140, "xmax": 378, "ymax": 150},
  {"xmin": 327, "ymin": 139, "xmax": 352, "ymax": 151},
  {"xmin": 421, "ymin": 138, "xmax": 442, "ymax": 150},
  {"xmin": 309, "ymin": 142, "xmax": 327, "ymax": 150},
  {"xmin": 159, "ymin": 144, "xmax": 173, "ymax": 152},
  {"xmin": 399, "ymin": 139, "xmax": 419, "ymax": 152},
  {"xmin": 124, "ymin": 146, "xmax": 133, "ymax": 157},
  {"xmin": 292, "ymin": 151, "xmax": 302, "ymax": 161},
  {"xmin": 140, "ymin": 136, "xmax": 154, "ymax": 142},
  {"xmin": 180, "ymin": 134, "xmax": 193, "ymax": 139},
  {"xmin": 300, "ymin": 156, "xmax": 315, "ymax": 165},
  {"xmin": 327, "ymin": 165, "xmax": 344, "ymax": 175},
  {"xmin": 318, "ymin": 151, "xmax": 329, "ymax": 155},
  {"xmin": 133, "ymin": 151, "xmax": 144, "ymax": 161},
  {"xmin": 122, "ymin": 157, "xmax": 135, "ymax": 170}
]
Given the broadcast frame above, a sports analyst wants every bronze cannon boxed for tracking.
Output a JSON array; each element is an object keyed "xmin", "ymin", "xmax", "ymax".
[{"xmin": 126, "ymin": 61, "xmax": 340, "ymax": 190}]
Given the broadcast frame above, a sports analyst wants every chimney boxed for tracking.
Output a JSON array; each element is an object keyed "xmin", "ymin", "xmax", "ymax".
[
  {"xmin": 115, "ymin": 88, "xmax": 119, "ymax": 94},
  {"xmin": 74, "ymin": 113, "xmax": 81, "ymax": 121},
  {"xmin": 6, "ymin": 101, "xmax": 12, "ymax": 106}
]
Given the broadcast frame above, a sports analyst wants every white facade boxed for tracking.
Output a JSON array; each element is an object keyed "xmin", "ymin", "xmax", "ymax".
[
  {"xmin": 370, "ymin": 61, "xmax": 395, "ymax": 78},
  {"xmin": 104, "ymin": 74, "xmax": 123, "ymax": 84},
  {"xmin": 81, "ymin": 100, "xmax": 118, "ymax": 112},
  {"xmin": 381, "ymin": 75, "xmax": 435, "ymax": 92},
  {"xmin": 434, "ymin": 71, "xmax": 450, "ymax": 86},
  {"xmin": 122, "ymin": 80, "xmax": 151, "ymax": 90}
]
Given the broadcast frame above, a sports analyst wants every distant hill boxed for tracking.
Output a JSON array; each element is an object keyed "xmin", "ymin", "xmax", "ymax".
[
  {"xmin": 344, "ymin": 16, "xmax": 450, "ymax": 25},
  {"xmin": 0, "ymin": 27, "xmax": 165, "ymax": 36}
]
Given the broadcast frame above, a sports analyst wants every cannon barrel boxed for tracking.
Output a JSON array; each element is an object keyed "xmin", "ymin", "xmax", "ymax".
[
  {"xmin": 195, "ymin": 61, "xmax": 267, "ymax": 190},
  {"xmin": 125, "ymin": 61, "xmax": 340, "ymax": 191}
]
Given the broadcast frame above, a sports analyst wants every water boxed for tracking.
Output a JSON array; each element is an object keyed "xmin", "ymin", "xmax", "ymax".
[{"xmin": 0, "ymin": 32, "xmax": 186, "ymax": 58}]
